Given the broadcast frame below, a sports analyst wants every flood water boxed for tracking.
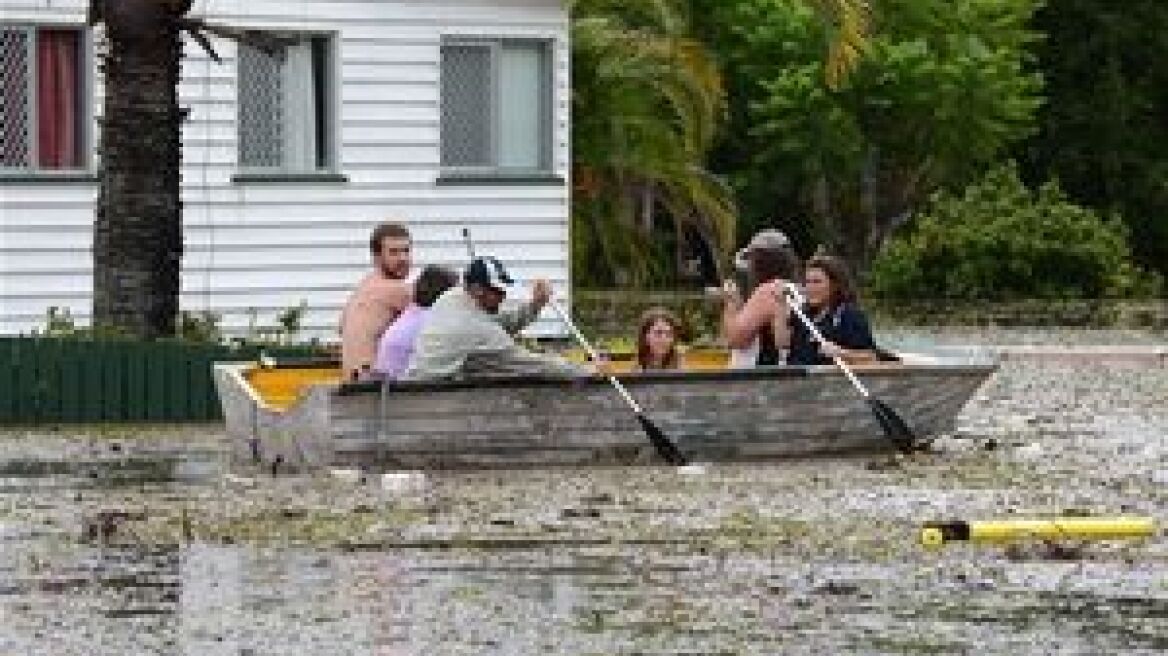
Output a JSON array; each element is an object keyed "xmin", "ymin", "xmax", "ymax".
[{"xmin": 1, "ymin": 339, "xmax": 1165, "ymax": 655}]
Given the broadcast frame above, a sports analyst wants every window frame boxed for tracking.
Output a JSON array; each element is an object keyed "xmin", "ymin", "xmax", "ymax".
[
  {"xmin": 438, "ymin": 36, "xmax": 556, "ymax": 179},
  {"xmin": 233, "ymin": 30, "xmax": 342, "ymax": 182},
  {"xmin": 0, "ymin": 23, "xmax": 94, "ymax": 180}
]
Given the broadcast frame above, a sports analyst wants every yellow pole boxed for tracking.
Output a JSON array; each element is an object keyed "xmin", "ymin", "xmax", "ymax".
[{"xmin": 920, "ymin": 518, "xmax": 1156, "ymax": 548}]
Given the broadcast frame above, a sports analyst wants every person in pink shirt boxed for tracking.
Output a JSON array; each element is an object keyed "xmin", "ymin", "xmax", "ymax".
[
  {"xmin": 719, "ymin": 229, "xmax": 801, "ymax": 367},
  {"xmin": 372, "ymin": 265, "xmax": 458, "ymax": 380},
  {"xmin": 339, "ymin": 222, "xmax": 414, "ymax": 380}
]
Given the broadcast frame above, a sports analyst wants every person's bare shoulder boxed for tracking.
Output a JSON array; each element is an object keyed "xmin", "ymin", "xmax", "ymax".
[
  {"xmin": 368, "ymin": 275, "xmax": 410, "ymax": 292},
  {"xmin": 370, "ymin": 276, "xmax": 413, "ymax": 306}
]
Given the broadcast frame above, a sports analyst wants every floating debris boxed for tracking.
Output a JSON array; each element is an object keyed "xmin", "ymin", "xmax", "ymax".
[
  {"xmin": 0, "ymin": 345, "xmax": 1164, "ymax": 654},
  {"xmin": 381, "ymin": 471, "xmax": 427, "ymax": 493},
  {"xmin": 329, "ymin": 468, "xmax": 364, "ymax": 485}
]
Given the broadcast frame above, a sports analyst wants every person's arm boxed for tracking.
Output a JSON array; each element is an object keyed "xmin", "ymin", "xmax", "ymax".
[
  {"xmin": 468, "ymin": 315, "xmax": 590, "ymax": 378},
  {"xmin": 496, "ymin": 279, "xmax": 552, "ymax": 335},
  {"xmin": 478, "ymin": 342, "xmax": 591, "ymax": 378},
  {"xmin": 720, "ymin": 279, "xmax": 747, "ymax": 347},
  {"xmin": 496, "ymin": 302, "xmax": 539, "ymax": 336},
  {"xmin": 722, "ymin": 281, "xmax": 780, "ymax": 349},
  {"xmin": 771, "ymin": 299, "xmax": 792, "ymax": 350},
  {"xmin": 818, "ymin": 306, "xmax": 878, "ymax": 365},
  {"xmin": 819, "ymin": 342, "xmax": 878, "ymax": 365}
]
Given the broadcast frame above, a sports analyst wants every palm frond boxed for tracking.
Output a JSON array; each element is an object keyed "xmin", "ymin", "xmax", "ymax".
[
  {"xmin": 571, "ymin": 0, "xmax": 736, "ymax": 285},
  {"xmin": 805, "ymin": 0, "xmax": 871, "ymax": 89}
]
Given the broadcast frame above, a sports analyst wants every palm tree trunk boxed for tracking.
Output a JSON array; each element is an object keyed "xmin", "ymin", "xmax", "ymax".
[{"xmin": 92, "ymin": 4, "xmax": 186, "ymax": 338}]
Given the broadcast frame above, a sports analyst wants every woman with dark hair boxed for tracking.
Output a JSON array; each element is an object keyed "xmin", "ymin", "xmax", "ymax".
[
  {"xmin": 784, "ymin": 255, "xmax": 877, "ymax": 366},
  {"xmin": 635, "ymin": 307, "xmax": 682, "ymax": 371},
  {"xmin": 720, "ymin": 230, "xmax": 801, "ymax": 367},
  {"xmin": 373, "ymin": 264, "xmax": 458, "ymax": 380}
]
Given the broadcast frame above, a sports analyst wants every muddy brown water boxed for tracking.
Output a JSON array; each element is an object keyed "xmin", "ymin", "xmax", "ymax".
[{"xmin": 1, "ymin": 339, "xmax": 1165, "ymax": 655}]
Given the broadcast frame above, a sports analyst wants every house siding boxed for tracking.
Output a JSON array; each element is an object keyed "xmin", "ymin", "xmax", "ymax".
[{"xmin": 0, "ymin": 0, "xmax": 570, "ymax": 337}]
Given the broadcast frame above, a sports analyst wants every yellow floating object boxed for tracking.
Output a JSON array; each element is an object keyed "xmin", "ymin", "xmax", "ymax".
[
  {"xmin": 920, "ymin": 518, "xmax": 1156, "ymax": 548},
  {"xmin": 920, "ymin": 527, "xmax": 946, "ymax": 548}
]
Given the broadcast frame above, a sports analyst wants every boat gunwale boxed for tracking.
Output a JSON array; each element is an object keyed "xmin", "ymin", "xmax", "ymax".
[
  {"xmin": 215, "ymin": 362, "xmax": 268, "ymax": 408},
  {"xmin": 330, "ymin": 358, "xmax": 999, "ymax": 396},
  {"xmin": 217, "ymin": 355, "xmax": 999, "ymax": 415}
]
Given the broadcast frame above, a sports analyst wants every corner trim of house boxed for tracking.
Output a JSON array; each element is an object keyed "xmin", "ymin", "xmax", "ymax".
[
  {"xmin": 231, "ymin": 173, "xmax": 350, "ymax": 185},
  {"xmin": 435, "ymin": 173, "xmax": 565, "ymax": 187},
  {"xmin": 0, "ymin": 173, "xmax": 98, "ymax": 184}
]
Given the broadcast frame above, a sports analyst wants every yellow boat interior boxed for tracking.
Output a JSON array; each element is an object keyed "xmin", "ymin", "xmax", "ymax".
[
  {"xmin": 240, "ymin": 347, "xmax": 920, "ymax": 413},
  {"xmin": 244, "ymin": 348, "xmax": 735, "ymax": 413}
]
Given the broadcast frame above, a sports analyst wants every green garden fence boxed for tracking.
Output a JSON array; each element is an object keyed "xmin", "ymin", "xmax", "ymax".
[{"xmin": 0, "ymin": 338, "xmax": 328, "ymax": 425}]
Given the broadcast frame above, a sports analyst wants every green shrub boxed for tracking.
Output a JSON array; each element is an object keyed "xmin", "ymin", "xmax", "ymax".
[
  {"xmin": 868, "ymin": 164, "xmax": 1162, "ymax": 300},
  {"xmin": 32, "ymin": 302, "xmax": 321, "ymax": 347}
]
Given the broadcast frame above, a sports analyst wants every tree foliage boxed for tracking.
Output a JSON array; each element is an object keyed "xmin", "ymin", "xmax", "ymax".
[
  {"xmin": 570, "ymin": 0, "xmax": 736, "ymax": 288},
  {"xmin": 868, "ymin": 164, "xmax": 1161, "ymax": 300},
  {"xmin": 695, "ymin": 0, "xmax": 1043, "ymax": 275},
  {"xmin": 571, "ymin": 0, "xmax": 877, "ymax": 288},
  {"xmin": 1017, "ymin": 0, "xmax": 1168, "ymax": 279}
]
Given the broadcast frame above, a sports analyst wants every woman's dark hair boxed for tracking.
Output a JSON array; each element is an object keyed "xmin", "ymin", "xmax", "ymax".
[
  {"xmin": 414, "ymin": 265, "xmax": 457, "ymax": 307},
  {"xmin": 805, "ymin": 254, "xmax": 858, "ymax": 308},
  {"xmin": 748, "ymin": 246, "xmax": 801, "ymax": 286},
  {"xmin": 636, "ymin": 307, "xmax": 682, "ymax": 370}
]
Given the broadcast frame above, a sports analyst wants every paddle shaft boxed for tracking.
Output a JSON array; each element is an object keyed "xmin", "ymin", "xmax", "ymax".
[
  {"xmin": 465, "ymin": 228, "xmax": 683, "ymax": 463},
  {"xmin": 782, "ymin": 283, "xmax": 871, "ymax": 398},
  {"xmin": 547, "ymin": 301, "xmax": 644, "ymax": 414},
  {"xmin": 462, "ymin": 227, "xmax": 475, "ymax": 258}
]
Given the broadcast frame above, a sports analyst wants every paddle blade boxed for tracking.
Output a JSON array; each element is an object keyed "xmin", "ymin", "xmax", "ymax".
[
  {"xmin": 636, "ymin": 413, "xmax": 688, "ymax": 466},
  {"xmin": 866, "ymin": 398, "xmax": 916, "ymax": 453}
]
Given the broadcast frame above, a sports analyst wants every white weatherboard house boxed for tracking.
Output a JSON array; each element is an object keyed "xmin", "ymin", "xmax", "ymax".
[{"xmin": 0, "ymin": 0, "xmax": 570, "ymax": 337}]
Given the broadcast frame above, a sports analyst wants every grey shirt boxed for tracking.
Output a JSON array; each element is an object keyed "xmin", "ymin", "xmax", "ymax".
[{"xmin": 403, "ymin": 287, "xmax": 587, "ymax": 380}]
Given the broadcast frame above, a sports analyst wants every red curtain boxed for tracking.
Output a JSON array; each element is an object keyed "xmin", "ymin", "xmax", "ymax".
[{"xmin": 36, "ymin": 29, "xmax": 81, "ymax": 169}]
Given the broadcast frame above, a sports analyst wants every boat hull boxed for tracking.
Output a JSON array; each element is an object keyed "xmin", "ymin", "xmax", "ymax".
[{"xmin": 214, "ymin": 358, "xmax": 997, "ymax": 471}]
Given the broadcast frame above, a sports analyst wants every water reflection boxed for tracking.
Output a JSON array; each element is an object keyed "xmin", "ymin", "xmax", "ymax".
[{"xmin": 4, "ymin": 537, "xmax": 1164, "ymax": 655}]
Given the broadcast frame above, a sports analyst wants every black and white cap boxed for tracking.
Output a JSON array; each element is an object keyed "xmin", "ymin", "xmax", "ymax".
[{"xmin": 464, "ymin": 256, "xmax": 515, "ymax": 292}]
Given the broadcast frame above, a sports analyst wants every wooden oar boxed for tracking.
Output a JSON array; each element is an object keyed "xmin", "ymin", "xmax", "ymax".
[
  {"xmin": 782, "ymin": 282, "xmax": 917, "ymax": 453},
  {"xmin": 463, "ymin": 226, "xmax": 692, "ymax": 468},
  {"xmin": 548, "ymin": 300, "xmax": 689, "ymax": 467},
  {"xmin": 462, "ymin": 227, "xmax": 475, "ymax": 258}
]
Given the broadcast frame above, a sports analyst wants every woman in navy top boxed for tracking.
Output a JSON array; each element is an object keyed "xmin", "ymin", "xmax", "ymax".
[{"xmin": 785, "ymin": 255, "xmax": 877, "ymax": 366}]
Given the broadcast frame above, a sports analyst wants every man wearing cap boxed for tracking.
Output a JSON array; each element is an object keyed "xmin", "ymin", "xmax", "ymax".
[
  {"xmin": 720, "ymin": 229, "xmax": 801, "ymax": 367},
  {"xmin": 403, "ymin": 256, "xmax": 589, "ymax": 380}
]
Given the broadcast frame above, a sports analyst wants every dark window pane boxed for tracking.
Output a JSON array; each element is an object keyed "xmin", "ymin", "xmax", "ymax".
[
  {"xmin": 0, "ymin": 28, "xmax": 31, "ymax": 168},
  {"xmin": 440, "ymin": 44, "xmax": 492, "ymax": 167},
  {"xmin": 311, "ymin": 36, "xmax": 330, "ymax": 169},
  {"xmin": 238, "ymin": 42, "xmax": 285, "ymax": 168}
]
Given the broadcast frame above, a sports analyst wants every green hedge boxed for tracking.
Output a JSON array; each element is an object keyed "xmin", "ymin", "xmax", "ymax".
[
  {"xmin": 868, "ymin": 164, "xmax": 1162, "ymax": 301},
  {"xmin": 0, "ymin": 338, "xmax": 327, "ymax": 425}
]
